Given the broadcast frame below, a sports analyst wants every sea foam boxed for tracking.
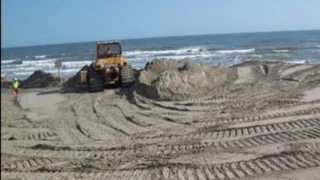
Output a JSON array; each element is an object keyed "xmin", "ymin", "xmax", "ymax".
[
  {"xmin": 273, "ymin": 49, "xmax": 289, "ymax": 53},
  {"xmin": 285, "ymin": 60, "xmax": 307, "ymax": 64},
  {"xmin": 1, "ymin": 59, "xmax": 16, "ymax": 64},
  {"xmin": 35, "ymin": 55, "xmax": 47, "ymax": 59},
  {"xmin": 124, "ymin": 47, "xmax": 201, "ymax": 56},
  {"xmin": 215, "ymin": 49, "xmax": 255, "ymax": 54}
]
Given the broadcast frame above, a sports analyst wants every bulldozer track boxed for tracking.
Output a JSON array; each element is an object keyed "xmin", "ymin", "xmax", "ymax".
[
  {"xmin": 1, "ymin": 170, "xmax": 152, "ymax": 180},
  {"xmin": 243, "ymin": 93, "xmax": 313, "ymax": 108},
  {"xmin": 2, "ymin": 132, "xmax": 60, "ymax": 141},
  {"xmin": 175, "ymin": 96, "xmax": 240, "ymax": 105},
  {"xmin": 283, "ymin": 65, "xmax": 320, "ymax": 80},
  {"xmin": 135, "ymin": 117, "xmax": 320, "ymax": 141},
  {"xmin": 151, "ymin": 94, "xmax": 279, "ymax": 110},
  {"xmin": 193, "ymin": 107, "xmax": 320, "ymax": 126},
  {"xmin": 2, "ymin": 151, "xmax": 320, "ymax": 180},
  {"xmin": 140, "ymin": 97, "xmax": 320, "ymax": 114},
  {"xmin": 302, "ymin": 73, "xmax": 320, "ymax": 83},
  {"xmin": 132, "ymin": 96, "xmax": 152, "ymax": 110},
  {"xmin": 1, "ymin": 127, "xmax": 320, "ymax": 177},
  {"xmin": 154, "ymin": 151, "xmax": 320, "ymax": 180},
  {"xmin": 174, "ymin": 90, "xmax": 281, "ymax": 106},
  {"xmin": 1, "ymin": 157, "xmax": 55, "ymax": 172},
  {"xmin": 280, "ymin": 63, "xmax": 302, "ymax": 71},
  {"xmin": 0, "ymin": 147, "xmax": 134, "ymax": 160},
  {"xmin": 4, "ymin": 127, "xmax": 320, "ymax": 163},
  {"xmin": 132, "ymin": 83, "xmax": 320, "ymax": 113},
  {"xmin": 134, "ymin": 94, "xmax": 218, "ymax": 112},
  {"xmin": 150, "ymin": 127, "xmax": 320, "ymax": 156},
  {"xmin": 251, "ymin": 64, "xmax": 268, "ymax": 79},
  {"xmin": 266, "ymin": 63, "xmax": 284, "ymax": 80},
  {"xmin": 256, "ymin": 100, "xmax": 320, "ymax": 113}
]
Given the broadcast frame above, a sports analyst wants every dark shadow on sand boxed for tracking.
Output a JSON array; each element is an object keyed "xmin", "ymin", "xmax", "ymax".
[
  {"xmin": 37, "ymin": 89, "xmax": 62, "ymax": 95},
  {"xmin": 60, "ymin": 84, "xmax": 124, "ymax": 94}
]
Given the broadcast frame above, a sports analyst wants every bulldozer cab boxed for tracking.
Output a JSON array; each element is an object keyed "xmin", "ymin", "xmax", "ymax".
[
  {"xmin": 95, "ymin": 41, "xmax": 127, "ymax": 69},
  {"xmin": 97, "ymin": 42, "xmax": 122, "ymax": 58}
]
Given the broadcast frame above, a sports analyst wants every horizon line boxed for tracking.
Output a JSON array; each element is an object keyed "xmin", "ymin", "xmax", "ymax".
[{"xmin": 2, "ymin": 28, "xmax": 319, "ymax": 49}]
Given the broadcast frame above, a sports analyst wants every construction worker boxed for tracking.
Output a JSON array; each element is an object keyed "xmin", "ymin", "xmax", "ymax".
[
  {"xmin": 12, "ymin": 78, "xmax": 20, "ymax": 96},
  {"xmin": 106, "ymin": 47, "xmax": 113, "ymax": 57}
]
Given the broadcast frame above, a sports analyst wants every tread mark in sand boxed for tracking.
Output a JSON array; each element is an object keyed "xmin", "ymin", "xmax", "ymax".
[
  {"xmin": 2, "ymin": 132, "xmax": 60, "ymax": 141},
  {"xmin": 153, "ymin": 151, "xmax": 320, "ymax": 180},
  {"xmin": 3, "ymin": 128, "xmax": 320, "ymax": 165},
  {"xmin": 1, "ymin": 157, "xmax": 54, "ymax": 171},
  {"xmin": 2, "ymin": 152, "xmax": 320, "ymax": 180},
  {"xmin": 193, "ymin": 107, "xmax": 320, "ymax": 126},
  {"xmin": 135, "ymin": 117, "xmax": 320, "ymax": 141},
  {"xmin": 151, "ymin": 127, "xmax": 320, "ymax": 155}
]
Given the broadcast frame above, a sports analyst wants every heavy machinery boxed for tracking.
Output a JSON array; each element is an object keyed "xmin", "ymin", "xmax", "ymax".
[{"xmin": 80, "ymin": 41, "xmax": 135, "ymax": 92}]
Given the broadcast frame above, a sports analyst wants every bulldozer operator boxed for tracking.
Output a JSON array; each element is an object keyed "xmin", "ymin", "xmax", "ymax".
[{"xmin": 105, "ymin": 47, "xmax": 113, "ymax": 57}]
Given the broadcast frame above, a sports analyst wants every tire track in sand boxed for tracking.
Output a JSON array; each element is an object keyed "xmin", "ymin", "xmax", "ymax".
[
  {"xmin": 3, "ymin": 127, "xmax": 320, "ymax": 161},
  {"xmin": 134, "ymin": 117, "xmax": 320, "ymax": 142},
  {"xmin": 1, "ymin": 131, "xmax": 60, "ymax": 141},
  {"xmin": 193, "ymin": 107, "xmax": 320, "ymax": 127},
  {"xmin": 1, "ymin": 157, "xmax": 57, "ymax": 172},
  {"xmin": 2, "ymin": 151, "xmax": 320, "ymax": 180}
]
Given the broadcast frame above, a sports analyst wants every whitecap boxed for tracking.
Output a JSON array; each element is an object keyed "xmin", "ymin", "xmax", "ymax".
[
  {"xmin": 22, "ymin": 59, "xmax": 57, "ymax": 65},
  {"xmin": 1, "ymin": 59, "xmax": 16, "ymax": 64},
  {"xmin": 214, "ymin": 49, "xmax": 255, "ymax": 54},
  {"xmin": 273, "ymin": 50, "xmax": 289, "ymax": 53},
  {"xmin": 35, "ymin": 55, "xmax": 47, "ymax": 59},
  {"xmin": 284, "ymin": 60, "xmax": 307, "ymax": 64},
  {"xmin": 124, "ymin": 47, "xmax": 201, "ymax": 56}
]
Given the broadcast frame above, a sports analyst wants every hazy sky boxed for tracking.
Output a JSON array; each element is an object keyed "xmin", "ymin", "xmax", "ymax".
[{"xmin": 2, "ymin": 0, "xmax": 320, "ymax": 47}]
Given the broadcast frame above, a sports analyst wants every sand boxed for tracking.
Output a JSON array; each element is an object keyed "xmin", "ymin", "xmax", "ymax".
[{"xmin": 1, "ymin": 60, "xmax": 320, "ymax": 180}]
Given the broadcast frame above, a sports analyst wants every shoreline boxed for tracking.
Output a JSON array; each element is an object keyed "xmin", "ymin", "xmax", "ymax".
[{"xmin": 1, "ymin": 59, "xmax": 317, "ymax": 83}]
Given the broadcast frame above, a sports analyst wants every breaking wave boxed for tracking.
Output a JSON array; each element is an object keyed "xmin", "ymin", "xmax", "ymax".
[
  {"xmin": 124, "ymin": 47, "xmax": 201, "ymax": 56},
  {"xmin": 9, "ymin": 68, "xmax": 81, "ymax": 77},
  {"xmin": 285, "ymin": 60, "xmax": 308, "ymax": 64},
  {"xmin": 124, "ymin": 48, "xmax": 255, "ymax": 57},
  {"xmin": 1, "ymin": 59, "xmax": 16, "ymax": 64},
  {"xmin": 273, "ymin": 49, "xmax": 289, "ymax": 53},
  {"xmin": 1, "ymin": 58, "xmax": 93, "ymax": 80},
  {"xmin": 22, "ymin": 59, "xmax": 57, "ymax": 65},
  {"xmin": 35, "ymin": 55, "xmax": 47, "ymax": 59},
  {"xmin": 214, "ymin": 49, "xmax": 255, "ymax": 54}
]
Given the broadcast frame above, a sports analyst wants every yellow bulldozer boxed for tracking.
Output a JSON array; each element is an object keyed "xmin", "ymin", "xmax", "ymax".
[{"xmin": 80, "ymin": 41, "xmax": 135, "ymax": 92}]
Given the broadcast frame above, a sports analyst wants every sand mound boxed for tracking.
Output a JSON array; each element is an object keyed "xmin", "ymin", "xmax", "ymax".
[
  {"xmin": 63, "ymin": 65, "xmax": 89, "ymax": 87},
  {"xmin": 134, "ymin": 59, "xmax": 235, "ymax": 101},
  {"xmin": 20, "ymin": 70, "xmax": 59, "ymax": 89},
  {"xmin": 1, "ymin": 80, "xmax": 12, "ymax": 89}
]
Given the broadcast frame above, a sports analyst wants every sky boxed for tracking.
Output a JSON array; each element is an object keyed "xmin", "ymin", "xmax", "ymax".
[{"xmin": 2, "ymin": 0, "xmax": 320, "ymax": 48}]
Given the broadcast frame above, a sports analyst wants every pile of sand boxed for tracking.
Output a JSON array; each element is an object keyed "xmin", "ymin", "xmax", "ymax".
[
  {"xmin": 134, "ymin": 59, "xmax": 236, "ymax": 101},
  {"xmin": 1, "ymin": 79, "xmax": 12, "ymax": 89},
  {"xmin": 63, "ymin": 65, "xmax": 89, "ymax": 87},
  {"xmin": 20, "ymin": 70, "xmax": 59, "ymax": 89}
]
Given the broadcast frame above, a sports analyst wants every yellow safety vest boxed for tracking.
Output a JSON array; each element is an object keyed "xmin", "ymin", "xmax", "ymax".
[{"xmin": 12, "ymin": 81, "xmax": 19, "ymax": 89}]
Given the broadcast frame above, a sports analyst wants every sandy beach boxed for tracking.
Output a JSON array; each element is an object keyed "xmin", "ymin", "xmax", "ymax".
[{"xmin": 1, "ymin": 59, "xmax": 320, "ymax": 180}]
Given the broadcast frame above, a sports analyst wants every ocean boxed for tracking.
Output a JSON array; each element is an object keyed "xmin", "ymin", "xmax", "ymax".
[{"xmin": 1, "ymin": 30, "xmax": 320, "ymax": 80}]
